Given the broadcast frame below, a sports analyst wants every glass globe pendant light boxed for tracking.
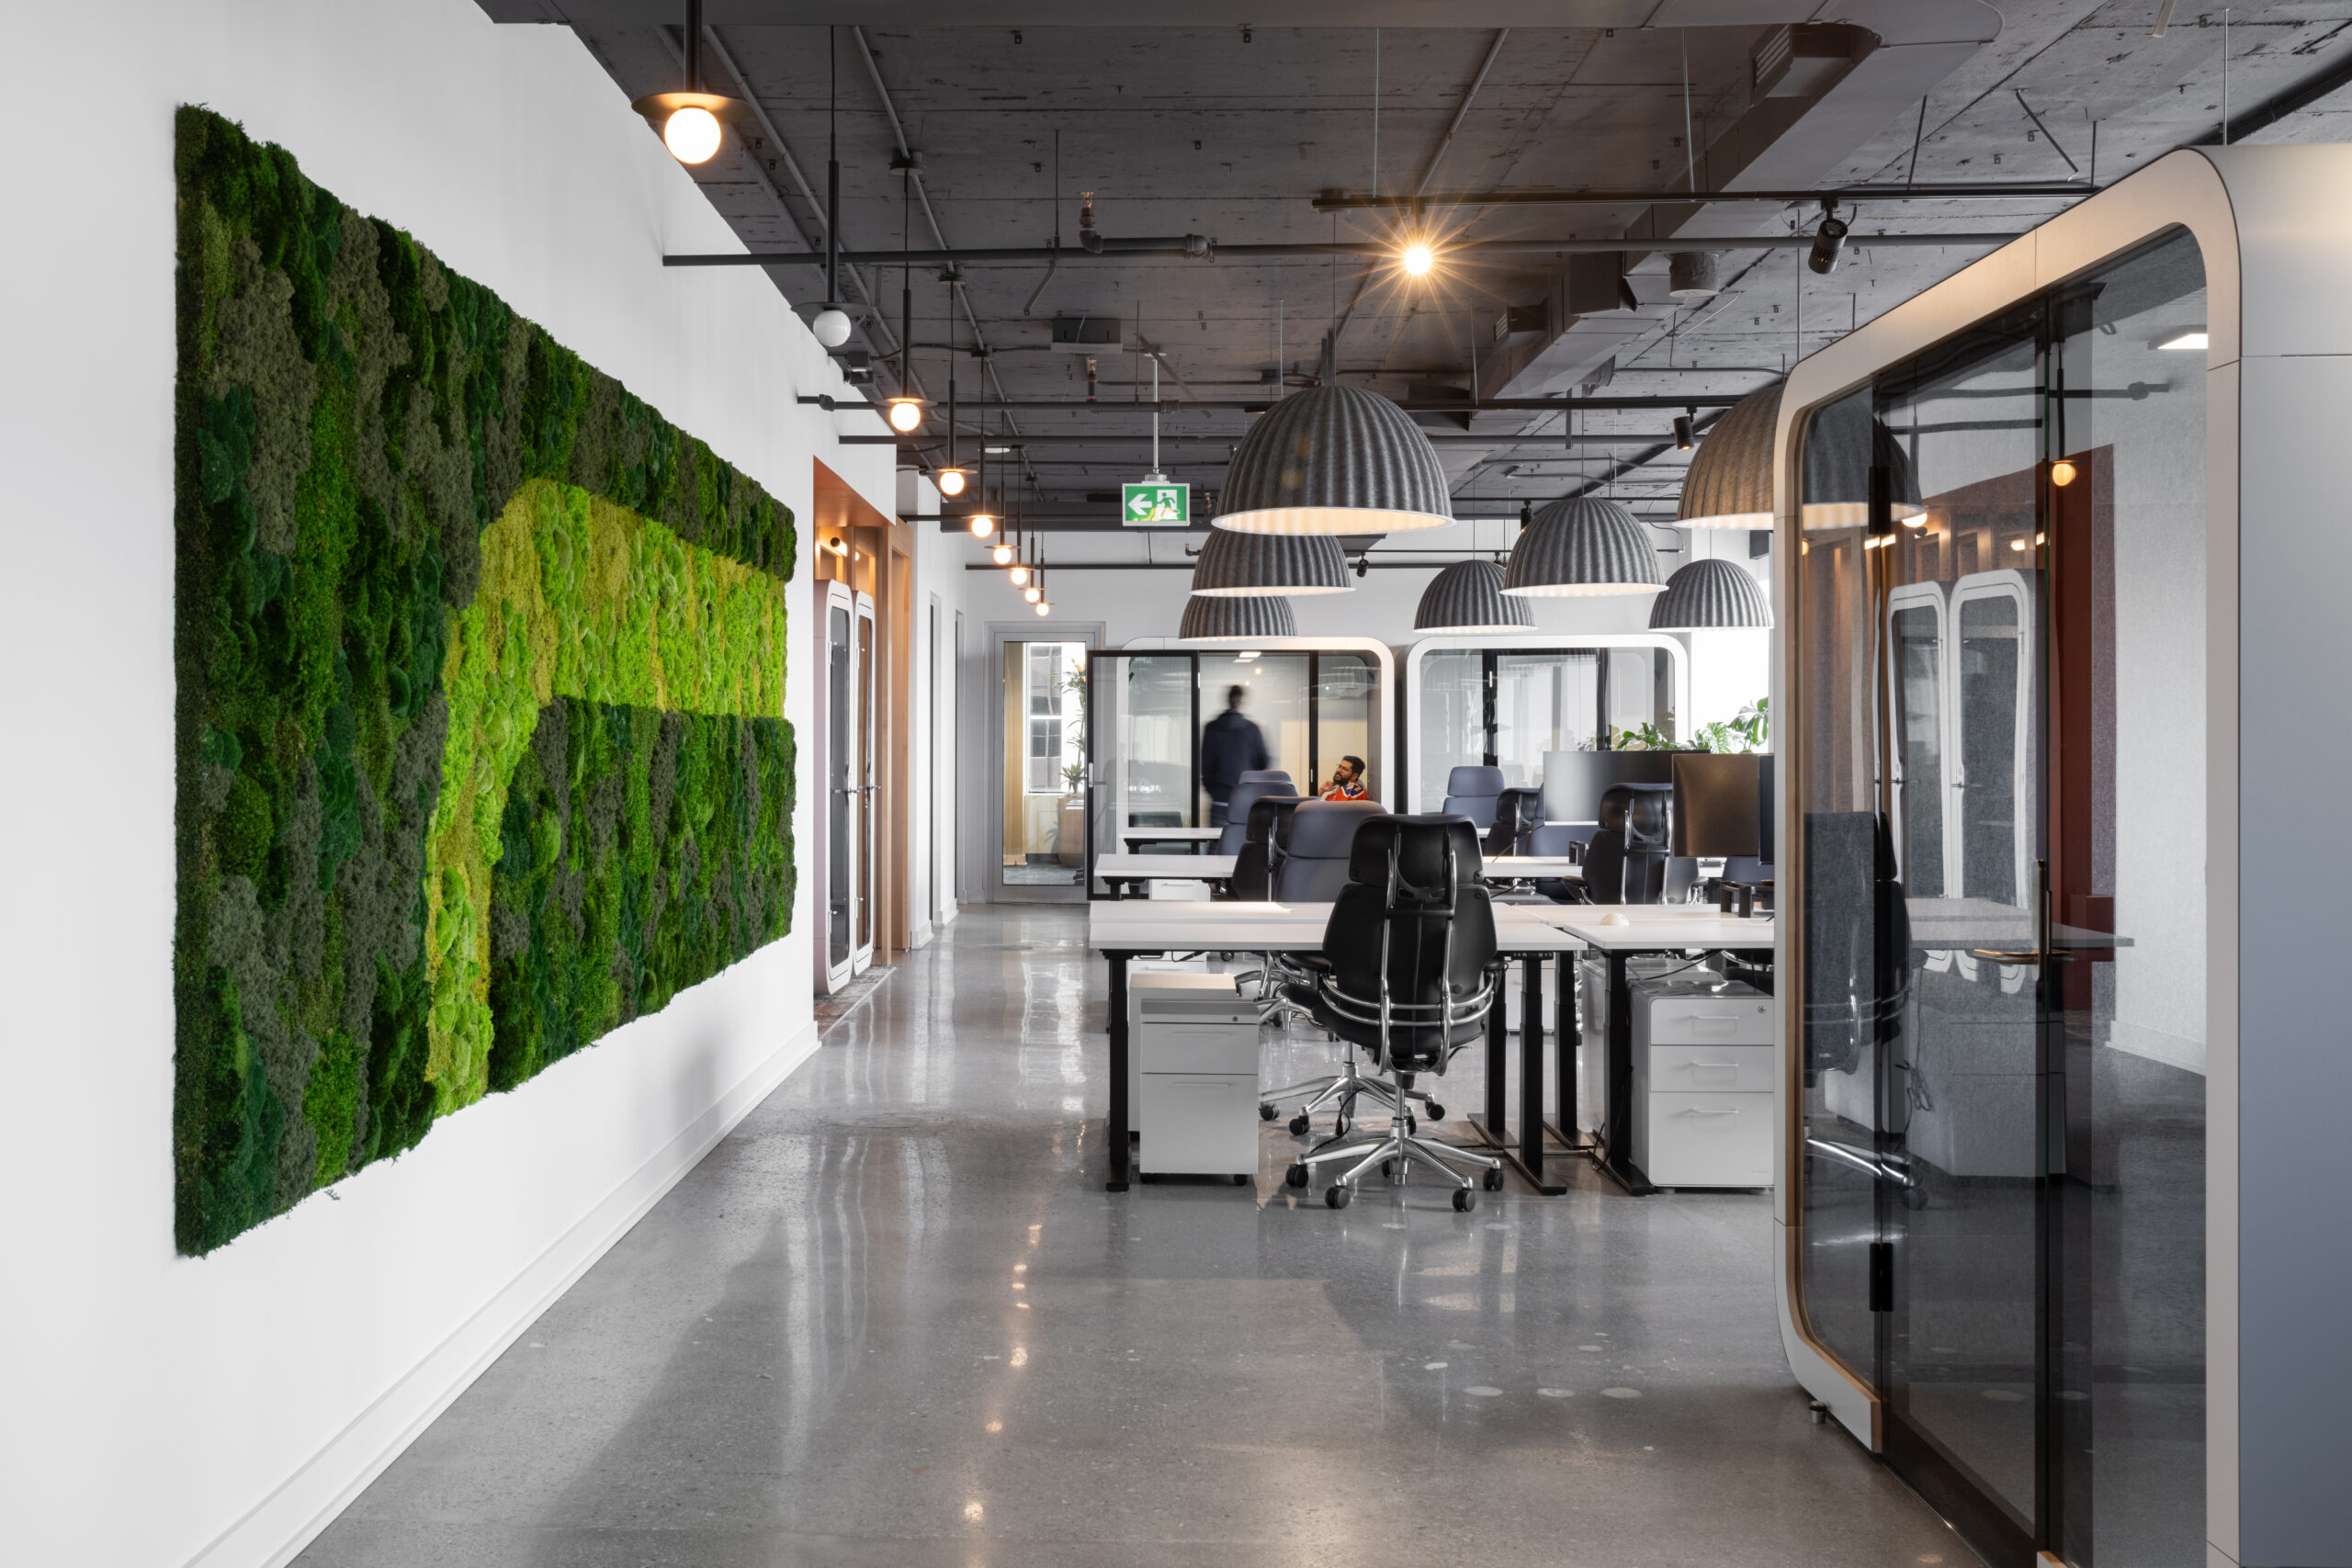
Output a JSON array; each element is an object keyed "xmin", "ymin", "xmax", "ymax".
[{"xmin": 630, "ymin": 0, "xmax": 741, "ymax": 166}]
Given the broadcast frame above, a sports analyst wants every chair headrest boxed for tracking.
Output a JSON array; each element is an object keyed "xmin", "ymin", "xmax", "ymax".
[
  {"xmin": 1599, "ymin": 782, "xmax": 1672, "ymax": 845},
  {"xmin": 1350, "ymin": 814, "xmax": 1483, "ymax": 889},
  {"xmin": 1244, "ymin": 794, "xmax": 1309, "ymax": 841},
  {"xmin": 1224, "ymin": 778, "xmax": 1290, "ymax": 825},
  {"xmin": 1283, "ymin": 799, "xmax": 1386, "ymax": 859},
  {"xmin": 1444, "ymin": 765, "xmax": 1506, "ymax": 799},
  {"xmin": 1494, "ymin": 787, "xmax": 1543, "ymax": 830},
  {"xmin": 1238, "ymin": 769, "xmax": 1295, "ymax": 786}
]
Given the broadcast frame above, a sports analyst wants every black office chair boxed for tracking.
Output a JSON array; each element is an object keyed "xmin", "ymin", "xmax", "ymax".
[
  {"xmin": 1271, "ymin": 799, "xmax": 1386, "ymax": 901},
  {"xmin": 1282, "ymin": 815, "xmax": 1506, "ymax": 1211},
  {"xmin": 1484, "ymin": 787, "xmax": 1544, "ymax": 860},
  {"xmin": 1229, "ymin": 795, "xmax": 1308, "ymax": 901},
  {"xmin": 1528, "ymin": 821, "xmax": 1596, "ymax": 905},
  {"xmin": 1439, "ymin": 765, "xmax": 1506, "ymax": 831},
  {"xmin": 1581, "ymin": 783, "xmax": 1672, "ymax": 905},
  {"xmin": 1216, "ymin": 778, "xmax": 1295, "ymax": 855},
  {"xmin": 1257, "ymin": 800, "xmax": 1412, "ymax": 1132},
  {"xmin": 1238, "ymin": 769, "xmax": 1295, "ymax": 788}
]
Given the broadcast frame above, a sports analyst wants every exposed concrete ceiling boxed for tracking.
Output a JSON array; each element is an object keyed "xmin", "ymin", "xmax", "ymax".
[{"xmin": 484, "ymin": 1, "xmax": 2352, "ymax": 552}]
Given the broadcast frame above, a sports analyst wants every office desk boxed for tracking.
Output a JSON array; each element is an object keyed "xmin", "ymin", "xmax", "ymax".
[
  {"xmin": 1094, "ymin": 853, "xmax": 1236, "ymax": 898},
  {"xmin": 1536, "ymin": 907, "xmax": 1776, "ymax": 1194},
  {"xmin": 1088, "ymin": 901, "xmax": 1584, "ymax": 1194},
  {"xmin": 1123, "ymin": 828, "xmax": 1223, "ymax": 853},
  {"xmin": 1484, "ymin": 856, "xmax": 1584, "ymax": 882}
]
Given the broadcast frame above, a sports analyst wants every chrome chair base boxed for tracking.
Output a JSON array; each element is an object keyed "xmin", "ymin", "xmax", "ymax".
[{"xmin": 1285, "ymin": 1101, "xmax": 1502, "ymax": 1211}]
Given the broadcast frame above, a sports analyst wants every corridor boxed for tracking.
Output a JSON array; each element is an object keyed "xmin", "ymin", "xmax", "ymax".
[{"xmin": 300, "ymin": 908, "xmax": 1956, "ymax": 1568}]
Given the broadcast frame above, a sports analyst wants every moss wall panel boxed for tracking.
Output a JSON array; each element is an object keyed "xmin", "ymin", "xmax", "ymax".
[{"xmin": 174, "ymin": 108, "xmax": 797, "ymax": 1255}]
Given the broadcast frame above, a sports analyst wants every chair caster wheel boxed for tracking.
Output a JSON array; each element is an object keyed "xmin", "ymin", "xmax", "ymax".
[
  {"xmin": 1287, "ymin": 1114, "xmax": 1312, "ymax": 1137},
  {"xmin": 1284, "ymin": 1163, "xmax": 1308, "ymax": 1190},
  {"xmin": 1902, "ymin": 1184, "xmax": 1930, "ymax": 1211},
  {"xmin": 1483, "ymin": 1167, "xmax": 1506, "ymax": 1192},
  {"xmin": 1234, "ymin": 1173, "xmax": 1252, "ymax": 1186},
  {"xmin": 1326, "ymin": 1184, "xmax": 1352, "ymax": 1210},
  {"xmin": 1453, "ymin": 1188, "xmax": 1477, "ymax": 1213},
  {"xmin": 1380, "ymin": 1158, "xmax": 1397, "ymax": 1179},
  {"xmin": 1260, "ymin": 1103, "xmax": 1277, "ymax": 1122},
  {"xmin": 1424, "ymin": 1101, "xmax": 1445, "ymax": 1122}
]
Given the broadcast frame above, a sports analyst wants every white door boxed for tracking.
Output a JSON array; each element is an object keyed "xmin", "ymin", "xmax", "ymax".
[
  {"xmin": 1883, "ymin": 581, "xmax": 1953, "ymax": 897},
  {"xmin": 823, "ymin": 583, "xmax": 857, "ymax": 993},
  {"xmin": 853, "ymin": 589, "xmax": 877, "ymax": 976},
  {"xmin": 1947, "ymin": 570, "xmax": 2036, "ymax": 909}
]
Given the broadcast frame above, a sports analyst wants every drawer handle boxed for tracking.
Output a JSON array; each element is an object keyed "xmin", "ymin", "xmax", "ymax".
[
  {"xmin": 1680, "ymin": 1108, "xmax": 1742, "ymax": 1117},
  {"xmin": 1687, "ymin": 1062, "xmax": 1744, "ymax": 1072},
  {"xmin": 1688, "ymin": 1017, "xmax": 1738, "ymax": 1032}
]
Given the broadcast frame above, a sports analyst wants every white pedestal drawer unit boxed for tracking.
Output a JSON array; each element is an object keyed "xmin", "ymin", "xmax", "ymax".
[
  {"xmin": 1630, "ymin": 976, "xmax": 1773, "ymax": 1188},
  {"xmin": 1133, "ymin": 980, "xmax": 1261, "ymax": 1181}
]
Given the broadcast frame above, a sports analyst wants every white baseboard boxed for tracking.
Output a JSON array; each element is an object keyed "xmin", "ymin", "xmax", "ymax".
[{"xmin": 185, "ymin": 1018, "xmax": 823, "ymax": 1568}]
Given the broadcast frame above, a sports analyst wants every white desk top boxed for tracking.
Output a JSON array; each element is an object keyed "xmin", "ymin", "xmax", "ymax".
[
  {"xmin": 1539, "ymin": 905, "xmax": 1774, "ymax": 951},
  {"xmin": 1095, "ymin": 853, "xmax": 1237, "ymax": 879},
  {"xmin": 1485, "ymin": 855, "xmax": 1584, "ymax": 879},
  {"xmin": 1090, "ymin": 899, "xmax": 1589, "ymax": 954}
]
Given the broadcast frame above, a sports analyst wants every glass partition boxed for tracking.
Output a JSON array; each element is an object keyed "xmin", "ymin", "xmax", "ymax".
[
  {"xmin": 1790, "ymin": 229, "xmax": 2207, "ymax": 1568},
  {"xmin": 1084, "ymin": 647, "xmax": 1389, "ymax": 892},
  {"xmin": 1088, "ymin": 653, "xmax": 1196, "ymax": 861},
  {"xmin": 1407, "ymin": 642, "xmax": 1679, "ymax": 810},
  {"xmin": 1416, "ymin": 649, "xmax": 1484, "ymax": 809}
]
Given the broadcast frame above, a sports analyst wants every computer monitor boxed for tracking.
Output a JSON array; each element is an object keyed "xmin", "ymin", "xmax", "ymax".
[
  {"xmin": 1670, "ymin": 752, "xmax": 1763, "ymax": 858},
  {"xmin": 1756, "ymin": 754, "xmax": 1776, "ymax": 866},
  {"xmin": 1541, "ymin": 750, "xmax": 1676, "ymax": 825}
]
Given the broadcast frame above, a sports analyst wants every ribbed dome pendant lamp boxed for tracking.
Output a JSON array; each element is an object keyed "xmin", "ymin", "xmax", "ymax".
[
  {"xmin": 1676, "ymin": 384, "xmax": 1779, "ymax": 530},
  {"xmin": 1648, "ymin": 558, "xmax": 1772, "ymax": 629},
  {"xmin": 1414, "ymin": 560, "xmax": 1532, "ymax": 632},
  {"xmin": 1180, "ymin": 593, "xmax": 1297, "ymax": 641},
  {"xmin": 1501, "ymin": 496, "xmax": 1666, "ymax": 596},
  {"xmin": 1190, "ymin": 526, "xmax": 1351, "ymax": 596},
  {"xmin": 1213, "ymin": 384, "xmax": 1453, "ymax": 536}
]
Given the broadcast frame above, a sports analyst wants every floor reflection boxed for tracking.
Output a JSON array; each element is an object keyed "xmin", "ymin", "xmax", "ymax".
[{"xmin": 300, "ymin": 906, "xmax": 1966, "ymax": 1568}]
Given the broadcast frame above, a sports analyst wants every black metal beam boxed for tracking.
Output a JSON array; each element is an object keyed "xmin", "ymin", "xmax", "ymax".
[
  {"xmin": 1311, "ymin": 182, "xmax": 2092, "ymax": 210},
  {"xmin": 668, "ymin": 232, "xmax": 2016, "ymax": 268}
]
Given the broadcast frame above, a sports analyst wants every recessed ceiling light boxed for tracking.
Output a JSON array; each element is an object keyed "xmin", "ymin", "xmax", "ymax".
[{"xmin": 2157, "ymin": 330, "xmax": 2209, "ymax": 351}]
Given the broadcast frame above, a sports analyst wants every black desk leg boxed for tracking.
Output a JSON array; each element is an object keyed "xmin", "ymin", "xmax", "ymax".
[
  {"xmin": 1106, "ymin": 952, "xmax": 1131, "ymax": 1191},
  {"xmin": 1595, "ymin": 951, "xmax": 1657, "ymax": 1196},
  {"xmin": 1553, "ymin": 956, "xmax": 1582, "ymax": 1152},
  {"xmin": 1484, "ymin": 969, "xmax": 1508, "ymax": 1145},
  {"xmin": 1519, "ymin": 954, "xmax": 1547, "ymax": 1185}
]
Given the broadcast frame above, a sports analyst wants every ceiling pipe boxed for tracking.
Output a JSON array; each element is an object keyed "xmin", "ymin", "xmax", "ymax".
[
  {"xmin": 665, "ymin": 231, "xmax": 2016, "ymax": 268},
  {"xmin": 1314, "ymin": 181, "xmax": 2088, "ymax": 210},
  {"xmin": 845, "ymin": 392, "xmax": 1760, "ymax": 413}
]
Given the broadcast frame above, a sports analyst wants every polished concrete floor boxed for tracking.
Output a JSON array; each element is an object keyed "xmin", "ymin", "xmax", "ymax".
[{"xmin": 300, "ymin": 905, "xmax": 1965, "ymax": 1568}]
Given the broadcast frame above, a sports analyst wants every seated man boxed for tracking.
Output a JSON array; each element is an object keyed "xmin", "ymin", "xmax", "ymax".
[{"xmin": 1321, "ymin": 755, "xmax": 1368, "ymax": 801}]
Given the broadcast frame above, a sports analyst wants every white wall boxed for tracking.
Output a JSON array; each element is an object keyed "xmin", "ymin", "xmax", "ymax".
[{"xmin": 0, "ymin": 5, "xmax": 894, "ymax": 1565}]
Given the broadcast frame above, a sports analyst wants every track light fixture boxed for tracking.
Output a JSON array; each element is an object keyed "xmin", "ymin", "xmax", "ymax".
[
  {"xmin": 1673, "ymin": 408, "xmax": 1696, "ymax": 451},
  {"xmin": 631, "ymin": 0, "xmax": 741, "ymax": 166},
  {"xmin": 1808, "ymin": 199, "xmax": 1849, "ymax": 276}
]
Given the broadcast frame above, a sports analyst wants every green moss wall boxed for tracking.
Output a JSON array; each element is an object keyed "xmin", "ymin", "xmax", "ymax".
[{"xmin": 174, "ymin": 108, "xmax": 797, "ymax": 1255}]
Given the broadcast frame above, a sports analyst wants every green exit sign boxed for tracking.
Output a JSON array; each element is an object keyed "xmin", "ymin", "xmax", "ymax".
[{"xmin": 1122, "ymin": 481, "xmax": 1190, "ymax": 526}]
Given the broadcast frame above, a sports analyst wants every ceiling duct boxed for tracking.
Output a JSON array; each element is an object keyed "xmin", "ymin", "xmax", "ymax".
[
  {"xmin": 1477, "ymin": 0, "xmax": 2002, "ymax": 409},
  {"xmin": 1049, "ymin": 315, "xmax": 1121, "ymax": 354}
]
